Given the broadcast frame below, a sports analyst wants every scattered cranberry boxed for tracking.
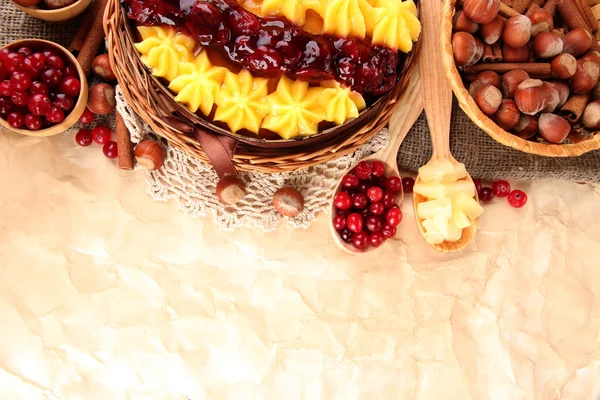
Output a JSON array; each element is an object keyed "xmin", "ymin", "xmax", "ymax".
[
  {"xmin": 10, "ymin": 72, "xmax": 31, "ymax": 91},
  {"xmin": 508, "ymin": 190, "xmax": 527, "ymax": 208},
  {"xmin": 492, "ymin": 180, "xmax": 511, "ymax": 198},
  {"xmin": 103, "ymin": 141, "xmax": 118, "ymax": 159},
  {"xmin": 341, "ymin": 174, "xmax": 359, "ymax": 189},
  {"xmin": 346, "ymin": 212, "xmax": 363, "ymax": 233},
  {"xmin": 371, "ymin": 161, "xmax": 385, "ymax": 177},
  {"xmin": 75, "ymin": 129, "xmax": 93, "ymax": 146},
  {"xmin": 24, "ymin": 114, "xmax": 42, "ymax": 130},
  {"xmin": 354, "ymin": 161, "xmax": 373, "ymax": 180},
  {"xmin": 92, "ymin": 126, "xmax": 112, "ymax": 145},
  {"xmin": 11, "ymin": 91, "xmax": 29, "ymax": 107},
  {"xmin": 386, "ymin": 207, "xmax": 403, "ymax": 226},
  {"xmin": 381, "ymin": 223, "xmax": 397, "ymax": 239},
  {"xmin": 352, "ymin": 231, "xmax": 369, "ymax": 250},
  {"xmin": 382, "ymin": 191, "xmax": 395, "ymax": 208},
  {"xmin": 365, "ymin": 215, "xmax": 382, "ymax": 232},
  {"xmin": 402, "ymin": 177, "xmax": 415, "ymax": 194},
  {"xmin": 79, "ymin": 107, "xmax": 95, "ymax": 124},
  {"xmin": 7, "ymin": 112, "xmax": 24, "ymax": 128},
  {"xmin": 352, "ymin": 193, "xmax": 368, "ymax": 209},
  {"xmin": 340, "ymin": 228, "xmax": 353, "ymax": 243},
  {"xmin": 479, "ymin": 187, "xmax": 494, "ymax": 202},
  {"xmin": 366, "ymin": 186, "xmax": 383, "ymax": 202},
  {"xmin": 334, "ymin": 191, "xmax": 352, "ymax": 210},
  {"xmin": 27, "ymin": 93, "xmax": 51, "ymax": 116},
  {"xmin": 369, "ymin": 201, "xmax": 384, "ymax": 215},
  {"xmin": 333, "ymin": 215, "xmax": 346, "ymax": 230},
  {"xmin": 59, "ymin": 77, "xmax": 80, "ymax": 97},
  {"xmin": 384, "ymin": 176, "xmax": 402, "ymax": 193},
  {"xmin": 369, "ymin": 232, "xmax": 385, "ymax": 247},
  {"xmin": 46, "ymin": 107, "xmax": 64, "ymax": 123},
  {"xmin": 30, "ymin": 81, "xmax": 49, "ymax": 95}
]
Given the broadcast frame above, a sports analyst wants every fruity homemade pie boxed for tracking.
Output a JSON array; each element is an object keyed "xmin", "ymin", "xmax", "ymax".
[{"xmin": 124, "ymin": 0, "xmax": 420, "ymax": 140}]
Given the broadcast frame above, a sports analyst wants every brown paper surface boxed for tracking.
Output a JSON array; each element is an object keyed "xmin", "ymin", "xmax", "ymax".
[{"xmin": 1, "ymin": 128, "xmax": 600, "ymax": 399}]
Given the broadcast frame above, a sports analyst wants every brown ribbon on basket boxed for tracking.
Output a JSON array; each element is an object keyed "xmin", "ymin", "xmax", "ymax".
[{"xmin": 163, "ymin": 117, "xmax": 238, "ymax": 178}]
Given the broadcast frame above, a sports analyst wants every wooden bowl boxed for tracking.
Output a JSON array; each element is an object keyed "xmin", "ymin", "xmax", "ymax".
[
  {"xmin": 0, "ymin": 39, "xmax": 88, "ymax": 137},
  {"xmin": 10, "ymin": 0, "xmax": 92, "ymax": 22},
  {"xmin": 441, "ymin": 0, "xmax": 600, "ymax": 157}
]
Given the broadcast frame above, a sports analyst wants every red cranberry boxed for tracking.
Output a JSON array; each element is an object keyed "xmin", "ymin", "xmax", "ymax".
[
  {"xmin": 79, "ymin": 107, "xmax": 95, "ymax": 124},
  {"xmin": 26, "ymin": 53, "xmax": 47, "ymax": 71},
  {"xmin": 341, "ymin": 174, "xmax": 359, "ymax": 189},
  {"xmin": 4, "ymin": 53, "xmax": 24, "ymax": 73},
  {"xmin": 59, "ymin": 77, "xmax": 81, "ymax": 97},
  {"xmin": 381, "ymin": 223, "xmax": 397, "ymax": 239},
  {"xmin": 0, "ymin": 80, "xmax": 11, "ymax": 97},
  {"xmin": 386, "ymin": 208, "xmax": 403, "ymax": 226},
  {"xmin": 353, "ymin": 161, "xmax": 373, "ymax": 180},
  {"xmin": 366, "ymin": 187, "xmax": 383, "ymax": 202},
  {"xmin": 0, "ymin": 97, "xmax": 13, "ymax": 116},
  {"xmin": 369, "ymin": 232, "xmax": 385, "ymax": 247},
  {"xmin": 333, "ymin": 215, "xmax": 346, "ymax": 230},
  {"xmin": 27, "ymin": 93, "xmax": 51, "ymax": 116},
  {"xmin": 30, "ymin": 81, "xmax": 49, "ymax": 95},
  {"xmin": 40, "ymin": 68, "xmax": 63, "ymax": 87},
  {"xmin": 474, "ymin": 179, "xmax": 482, "ymax": 194},
  {"xmin": 46, "ymin": 107, "xmax": 64, "ymax": 123},
  {"xmin": 340, "ymin": 228, "xmax": 353, "ymax": 243},
  {"xmin": 385, "ymin": 176, "xmax": 402, "ymax": 193},
  {"xmin": 10, "ymin": 72, "xmax": 31, "ymax": 91},
  {"xmin": 402, "ymin": 177, "xmax": 415, "ymax": 194},
  {"xmin": 228, "ymin": 8, "xmax": 260, "ymax": 36},
  {"xmin": 356, "ymin": 182, "xmax": 369, "ymax": 193},
  {"xmin": 352, "ymin": 231, "xmax": 369, "ymax": 250},
  {"xmin": 365, "ymin": 215, "xmax": 382, "ymax": 232},
  {"xmin": 11, "ymin": 91, "xmax": 29, "ymax": 107},
  {"xmin": 0, "ymin": 49, "xmax": 9, "ymax": 63},
  {"xmin": 53, "ymin": 93, "xmax": 74, "ymax": 111},
  {"xmin": 382, "ymin": 191, "xmax": 395, "ymax": 208},
  {"xmin": 92, "ymin": 126, "xmax": 112, "ymax": 145},
  {"xmin": 508, "ymin": 190, "xmax": 527, "ymax": 208},
  {"xmin": 371, "ymin": 161, "xmax": 385, "ymax": 177},
  {"xmin": 7, "ymin": 112, "xmax": 24, "ymax": 128},
  {"xmin": 359, "ymin": 208, "xmax": 371, "ymax": 219},
  {"xmin": 492, "ymin": 180, "xmax": 511, "ymax": 198},
  {"xmin": 0, "ymin": 61, "xmax": 7, "ymax": 81},
  {"xmin": 42, "ymin": 49, "xmax": 59, "ymax": 58},
  {"xmin": 47, "ymin": 55, "xmax": 65, "ymax": 70},
  {"xmin": 75, "ymin": 129, "xmax": 93, "ymax": 146},
  {"xmin": 337, "ymin": 209, "xmax": 351, "ymax": 218},
  {"xmin": 103, "ymin": 141, "xmax": 118, "ymax": 159},
  {"xmin": 63, "ymin": 65, "xmax": 78, "ymax": 78},
  {"xmin": 352, "ymin": 193, "xmax": 368, "ymax": 209},
  {"xmin": 17, "ymin": 47, "xmax": 32, "ymax": 57},
  {"xmin": 369, "ymin": 201, "xmax": 384, "ymax": 215},
  {"xmin": 334, "ymin": 191, "xmax": 352, "ymax": 210},
  {"xmin": 346, "ymin": 212, "xmax": 363, "ymax": 233},
  {"xmin": 479, "ymin": 187, "xmax": 494, "ymax": 202},
  {"xmin": 24, "ymin": 114, "xmax": 42, "ymax": 130}
]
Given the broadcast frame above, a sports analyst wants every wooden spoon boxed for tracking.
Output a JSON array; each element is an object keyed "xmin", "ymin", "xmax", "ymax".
[
  {"xmin": 330, "ymin": 68, "xmax": 424, "ymax": 254},
  {"xmin": 413, "ymin": 0, "xmax": 479, "ymax": 252}
]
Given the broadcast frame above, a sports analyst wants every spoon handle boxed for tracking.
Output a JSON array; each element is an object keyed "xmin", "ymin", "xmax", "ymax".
[
  {"xmin": 380, "ymin": 68, "xmax": 424, "ymax": 165},
  {"xmin": 419, "ymin": 0, "xmax": 453, "ymax": 160}
]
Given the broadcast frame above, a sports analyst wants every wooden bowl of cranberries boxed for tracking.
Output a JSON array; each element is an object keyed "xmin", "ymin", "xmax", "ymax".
[{"xmin": 0, "ymin": 39, "xmax": 88, "ymax": 137}]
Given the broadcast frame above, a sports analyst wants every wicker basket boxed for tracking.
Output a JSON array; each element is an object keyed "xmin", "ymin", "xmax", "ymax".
[
  {"xmin": 103, "ymin": 0, "xmax": 421, "ymax": 173},
  {"xmin": 441, "ymin": 0, "xmax": 600, "ymax": 157}
]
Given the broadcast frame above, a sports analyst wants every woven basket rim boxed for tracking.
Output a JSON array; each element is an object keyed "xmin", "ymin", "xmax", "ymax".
[{"xmin": 441, "ymin": 0, "xmax": 600, "ymax": 157}]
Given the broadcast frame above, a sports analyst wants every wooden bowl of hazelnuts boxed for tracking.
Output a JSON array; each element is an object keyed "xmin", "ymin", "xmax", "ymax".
[
  {"xmin": 441, "ymin": 0, "xmax": 600, "ymax": 156},
  {"xmin": 10, "ymin": 0, "xmax": 92, "ymax": 23}
]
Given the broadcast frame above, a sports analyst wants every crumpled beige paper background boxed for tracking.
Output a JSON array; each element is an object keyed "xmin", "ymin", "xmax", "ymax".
[{"xmin": 1, "ymin": 127, "xmax": 600, "ymax": 400}]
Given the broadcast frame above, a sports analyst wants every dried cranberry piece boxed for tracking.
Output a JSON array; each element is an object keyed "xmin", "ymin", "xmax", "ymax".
[
  {"xmin": 353, "ymin": 62, "xmax": 383, "ymax": 94},
  {"xmin": 127, "ymin": 0, "xmax": 182, "ymax": 26},
  {"xmin": 188, "ymin": 1, "xmax": 223, "ymax": 30},
  {"xmin": 226, "ymin": 6, "xmax": 261, "ymax": 36},
  {"xmin": 275, "ymin": 42, "xmax": 302, "ymax": 68},
  {"xmin": 336, "ymin": 57, "xmax": 356, "ymax": 87},
  {"xmin": 248, "ymin": 47, "xmax": 284, "ymax": 76}
]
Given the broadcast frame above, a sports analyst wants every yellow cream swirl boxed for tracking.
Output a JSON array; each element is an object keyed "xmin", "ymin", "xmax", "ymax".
[
  {"xmin": 318, "ymin": 82, "xmax": 366, "ymax": 125},
  {"xmin": 168, "ymin": 51, "xmax": 226, "ymax": 116},
  {"xmin": 322, "ymin": 0, "xmax": 374, "ymax": 39},
  {"xmin": 214, "ymin": 70, "xmax": 270, "ymax": 134},
  {"xmin": 370, "ymin": 0, "xmax": 421, "ymax": 52},
  {"xmin": 261, "ymin": 0, "xmax": 322, "ymax": 26}
]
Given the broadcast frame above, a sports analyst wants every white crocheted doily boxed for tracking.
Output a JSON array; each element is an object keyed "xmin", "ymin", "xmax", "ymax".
[{"xmin": 116, "ymin": 86, "xmax": 389, "ymax": 231}]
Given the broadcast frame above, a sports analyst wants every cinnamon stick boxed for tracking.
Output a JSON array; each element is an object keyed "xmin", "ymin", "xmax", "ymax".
[
  {"xmin": 575, "ymin": 0, "xmax": 599, "ymax": 31},
  {"xmin": 543, "ymin": 0, "xmax": 556, "ymax": 17},
  {"xmin": 499, "ymin": 2, "xmax": 521, "ymax": 17},
  {"xmin": 116, "ymin": 111, "xmax": 134, "ymax": 170},
  {"xmin": 512, "ymin": 0, "xmax": 532, "ymax": 13},
  {"xmin": 68, "ymin": 4, "xmax": 95, "ymax": 53},
  {"xmin": 587, "ymin": 0, "xmax": 600, "ymax": 6},
  {"xmin": 556, "ymin": 0, "xmax": 592, "ymax": 31},
  {"xmin": 492, "ymin": 42, "xmax": 503, "ymax": 61},
  {"xmin": 77, "ymin": 0, "xmax": 109, "ymax": 78},
  {"xmin": 483, "ymin": 44, "xmax": 494, "ymax": 63},
  {"xmin": 559, "ymin": 92, "xmax": 591, "ymax": 123},
  {"xmin": 463, "ymin": 63, "xmax": 551, "ymax": 78}
]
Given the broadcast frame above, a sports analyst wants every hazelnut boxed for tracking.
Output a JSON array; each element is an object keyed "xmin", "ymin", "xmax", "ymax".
[
  {"xmin": 43, "ymin": 0, "xmax": 75, "ymax": 9},
  {"xmin": 474, "ymin": 84, "xmax": 502, "ymax": 115},
  {"xmin": 582, "ymin": 101, "xmax": 600, "ymax": 130},
  {"xmin": 273, "ymin": 187, "xmax": 304, "ymax": 217},
  {"xmin": 513, "ymin": 114, "xmax": 539, "ymax": 139},
  {"xmin": 594, "ymin": 82, "xmax": 600, "ymax": 101},
  {"xmin": 570, "ymin": 59, "xmax": 600, "ymax": 94},
  {"xmin": 492, "ymin": 99, "xmax": 520, "ymax": 130},
  {"xmin": 134, "ymin": 139, "xmax": 165, "ymax": 170},
  {"xmin": 452, "ymin": 32, "xmax": 484, "ymax": 66},
  {"xmin": 92, "ymin": 54, "xmax": 117, "ymax": 82},
  {"xmin": 529, "ymin": 9, "xmax": 553, "ymax": 37},
  {"xmin": 480, "ymin": 16, "xmax": 504, "ymax": 44},
  {"xmin": 550, "ymin": 53, "xmax": 577, "ymax": 79},
  {"xmin": 502, "ymin": 15, "xmax": 532, "ymax": 49},
  {"xmin": 502, "ymin": 44, "xmax": 531, "ymax": 62},
  {"xmin": 580, "ymin": 51, "xmax": 600, "ymax": 65},
  {"xmin": 538, "ymin": 113, "xmax": 571, "ymax": 143},
  {"xmin": 549, "ymin": 80, "xmax": 570, "ymax": 107},
  {"xmin": 514, "ymin": 79, "xmax": 546, "ymax": 115},
  {"xmin": 87, "ymin": 83, "xmax": 115, "ymax": 115},
  {"xmin": 532, "ymin": 31, "xmax": 563, "ymax": 59},
  {"xmin": 501, "ymin": 69, "xmax": 529, "ymax": 98},
  {"xmin": 453, "ymin": 11, "xmax": 479, "ymax": 34},
  {"xmin": 216, "ymin": 175, "xmax": 246, "ymax": 205},
  {"xmin": 541, "ymin": 82, "xmax": 560, "ymax": 113},
  {"xmin": 463, "ymin": 0, "xmax": 500, "ymax": 24},
  {"xmin": 468, "ymin": 71, "xmax": 501, "ymax": 96},
  {"xmin": 563, "ymin": 28, "xmax": 594, "ymax": 57}
]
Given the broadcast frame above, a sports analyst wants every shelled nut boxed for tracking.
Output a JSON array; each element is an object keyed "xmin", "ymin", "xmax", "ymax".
[
  {"xmin": 532, "ymin": 31, "xmax": 563, "ymax": 59},
  {"xmin": 538, "ymin": 113, "xmax": 571, "ymax": 143},
  {"xmin": 492, "ymin": 99, "xmax": 521, "ymax": 129},
  {"xmin": 514, "ymin": 79, "xmax": 546, "ymax": 115},
  {"xmin": 452, "ymin": 32, "xmax": 485, "ymax": 66},
  {"xmin": 501, "ymin": 69, "xmax": 529, "ymax": 98},
  {"xmin": 503, "ymin": 15, "xmax": 532, "ymax": 49}
]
